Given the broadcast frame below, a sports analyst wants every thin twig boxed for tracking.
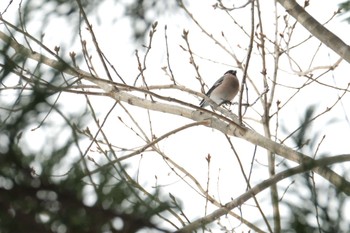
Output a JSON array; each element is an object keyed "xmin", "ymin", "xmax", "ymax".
[
  {"xmin": 164, "ymin": 25, "xmax": 176, "ymax": 84},
  {"xmin": 175, "ymin": 154, "xmax": 350, "ymax": 232}
]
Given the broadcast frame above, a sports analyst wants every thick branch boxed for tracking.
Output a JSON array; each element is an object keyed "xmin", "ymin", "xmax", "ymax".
[
  {"xmin": 1, "ymin": 30, "xmax": 350, "ymax": 196},
  {"xmin": 175, "ymin": 154, "xmax": 350, "ymax": 232},
  {"xmin": 277, "ymin": 0, "xmax": 350, "ymax": 63}
]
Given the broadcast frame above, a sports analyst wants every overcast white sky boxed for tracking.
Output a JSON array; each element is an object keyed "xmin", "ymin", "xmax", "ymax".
[{"xmin": 1, "ymin": 0, "xmax": 350, "ymax": 232}]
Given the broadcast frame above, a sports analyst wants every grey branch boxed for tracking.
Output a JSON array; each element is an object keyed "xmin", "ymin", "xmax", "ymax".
[
  {"xmin": 277, "ymin": 0, "xmax": 350, "ymax": 64},
  {"xmin": 175, "ymin": 154, "xmax": 350, "ymax": 232}
]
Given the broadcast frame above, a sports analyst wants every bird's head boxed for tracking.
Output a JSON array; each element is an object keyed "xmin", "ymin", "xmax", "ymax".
[{"xmin": 225, "ymin": 70, "xmax": 237, "ymax": 76}]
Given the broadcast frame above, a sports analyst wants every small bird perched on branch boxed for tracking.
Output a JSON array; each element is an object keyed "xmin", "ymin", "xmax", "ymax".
[{"xmin": 199, "ymin": 70, "xmax": 239, "ymax": 107}]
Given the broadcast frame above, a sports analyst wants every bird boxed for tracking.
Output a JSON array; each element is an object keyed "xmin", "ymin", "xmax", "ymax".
[{"xmin": 199, "ymin": 70, "xmax": 239, "ymax": 107}]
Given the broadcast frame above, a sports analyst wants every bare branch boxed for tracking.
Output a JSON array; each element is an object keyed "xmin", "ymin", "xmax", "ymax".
[
  {"xmin": 1, "ymin": 29, "xmax": 349, "ymax": 197},
  {"xmin": 175, "ymin": 154, "xmax": 350, "ymax": 232},
  {"xmin": 277, "ymin": 0, "xmax": 350, "ymax": 63}
]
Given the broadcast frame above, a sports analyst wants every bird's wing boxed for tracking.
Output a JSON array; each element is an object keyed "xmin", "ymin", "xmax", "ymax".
[{"xmin": 205, "ymin": 76, "xmax": 224, "ymax": 96}]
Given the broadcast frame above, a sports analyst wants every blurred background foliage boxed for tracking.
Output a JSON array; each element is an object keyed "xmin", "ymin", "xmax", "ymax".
[
  {"xmin": 340, "ymin": 0, "xmax": 350, "ymax": 22},
  {"xmin": 1, "ymin": 0, "xmax": 350, "ymax": 232},
  {"xmin": 0, "ymin": 73, "xmax": 170, "ymax": 233},
  {"xmin": 2, "ymin": 0, "xmax": 178, "ymax": 41},
  {"xmin": 0, "ymin": 7, "xmax": 171, "ymax": 229},
  {"xmin": 282, "ymin": 105, "xmax": 349, "ymax": 233}
]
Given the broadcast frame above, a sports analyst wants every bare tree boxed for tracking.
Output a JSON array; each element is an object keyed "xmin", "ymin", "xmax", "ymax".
[{"xmin": 1, "ymin": 0, "xmax": 349, "ymax": 232}]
